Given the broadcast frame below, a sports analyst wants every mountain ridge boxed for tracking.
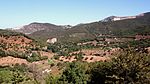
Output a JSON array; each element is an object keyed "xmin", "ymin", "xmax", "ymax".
[
  {"xmin": 10, "ymin": 12, "xmax": 150, "ymax": 43},
  {"xmin": 12, "ymin": 12, "xmax": 149, "ymax": 33},
  {"xmin": 101, "ymin": 12, "xmax": 146, "ymax": 22}
]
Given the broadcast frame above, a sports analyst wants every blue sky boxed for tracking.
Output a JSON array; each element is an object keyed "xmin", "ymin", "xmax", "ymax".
[{"xmin": 0, "ymin": 0, "xmax": 150, "ymax": 28}]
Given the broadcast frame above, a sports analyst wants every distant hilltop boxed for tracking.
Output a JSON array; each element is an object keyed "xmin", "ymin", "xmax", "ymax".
[
  {"xmin": 7, "ymin": 12, "xmax": 150, "ymax": 43},
  {"xmin": 102, "ymin": 13, "xmax": 145, "ymax": 22}
]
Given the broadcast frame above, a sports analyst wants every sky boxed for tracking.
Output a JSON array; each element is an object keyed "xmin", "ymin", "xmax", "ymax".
[{"xmin": 0, "ymin": 0, "xmax": 150, "ymax": 28}]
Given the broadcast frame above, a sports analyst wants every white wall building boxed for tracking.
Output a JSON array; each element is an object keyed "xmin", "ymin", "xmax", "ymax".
[
  {"xmin": 113, "ymin": 16, "xmax": 136, "ymax": 21},
  {"xmin": 46, "ymin": 38, "xmax": 57, "ymax": 44}
]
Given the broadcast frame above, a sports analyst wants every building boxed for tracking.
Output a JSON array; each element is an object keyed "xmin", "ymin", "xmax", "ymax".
[
  {"xmin": 46, "ymin": 38, "xmax": 57, "ymax": 44},
  {"xmin": 113, "ymin": 16, "xmax": 136, "ymax": 21}
]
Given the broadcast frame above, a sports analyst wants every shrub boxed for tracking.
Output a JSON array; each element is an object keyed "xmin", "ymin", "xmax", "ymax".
[
  {"xmin": 0, "ymin": 68, "xmax": 31, "ymax": 84},
  {"xmin": 47, "ymin": 42, "xmax": 81, "ymax": 56},
  {"xmin": 75, "ymin": 52, "xmax": 83, "ymax": 61},
  {"xmin": 27, "ymin": 52, "xmax": 41, "ymax": 62},
  {"xmin": 45, "ymin": 74, "xmax": 60, "ymax": 84},
  {"xmin": 110, "ymin": 51, "xmax": 150, "ymax": 83},
  {"xmin": 89, "ymin": 50, "xmax": 150, "ymax": 84},
  {"xmin": 59, "ymin": 62, "xmax": 90, "ymax": 84},
  {"xmin": 40, "ymin": 56, "xmax": 48, "ymax": 60},
  {"xmin": 0, "ymin": 49, "xmax": 7, "ymax": 57},
  {"xmin": 53, "ymin": 55, "xmax": 59, "ymax": 60}
]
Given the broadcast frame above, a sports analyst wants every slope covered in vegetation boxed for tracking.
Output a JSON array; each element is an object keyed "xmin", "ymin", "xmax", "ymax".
[{"xmin": 27, "ymin": 12, "xmax": 150, "ymax": 43}]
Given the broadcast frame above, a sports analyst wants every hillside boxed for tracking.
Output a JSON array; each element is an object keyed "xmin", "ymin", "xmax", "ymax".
[
  {"xmin": 0, "ymin": 29, "xmax": 29, "ymax": 37},
  {"xmin": 14, "ymin": 22, "xmax": 67, "ymax": 42},
  {"xmin": 59, "ymin": 12, "xmax": 150, "ymax": 42},
  {"xmin": 0, "ymin": 29, "xmax": 51, "ymax": 62},
  {"xmin": 1, "ymin": 15, "xmax": 150, "ymax": 83},
  {"xmin": 15, "ymin": 22, "xmax": 65, "ymax": 34},
  {"xmin": 12, "ymin": 12, "xmax": 150, "ymax": 43},
  {"xmin": 0, "ymin": 29, "xmax": 57, "ymax": 83}
]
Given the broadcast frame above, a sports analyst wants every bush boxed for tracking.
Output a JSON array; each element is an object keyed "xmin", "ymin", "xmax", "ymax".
[
  {"xmin": 110, "ymin": 51, "xmax": 150, "ymax": 83},
  {"xmin": 45, "ymin": 74, "xmax": 60, "ymax": 84},
  {"xmin": 89, "ymin": 50, "xmax": 150, "ymax": 84},
  {"xmin": 75, "ymin": 52, "xmax": 83, "ymax": 61},
  {"xmin": 27, "ymin": 52, "xmax": 41, "ymax": 62},
  {"xmin": 59, "ymin": 62, "xmax": 90, "ymax": 84},
  {"xmin": 47, "ymin": 42, "xmax": 81, "ymax": 56},
  {"xmin": 40, "ymin": 56, "xmax": 48, "ymax": 60},
  {"xmin": 48, "ymin": 59, "xmax": 54, "ymax": 65},
  {"xmin": 0, "ymin": 49, "xmax": 7, "ymax": 57},
  {"xmin": 0, "ymin": 68, "xmax": 31, "ymax": 84},
  {"xmin": 53, "ymin": 55, "xmax": 60, "ymax": 60},
  {"xmin": 119, "ymin": 39, "xmax": 150, "ymax": 49}
]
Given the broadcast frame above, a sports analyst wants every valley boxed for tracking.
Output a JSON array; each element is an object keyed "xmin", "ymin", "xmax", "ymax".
[{"xmin": 0, "ymin": 12, "xmax": 150, "ymax": 84}]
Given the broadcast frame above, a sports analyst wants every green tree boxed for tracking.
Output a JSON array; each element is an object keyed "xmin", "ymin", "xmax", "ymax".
[
  {"xmin": 110, "ymin": 51, "xmax": 150, "ymax": 83},
  {"xmin": 0, "ymin": 49, "xmax": 7, "ymax": 57},
  {"xmin": 89, "ymin": 62, "xmax": 112, "ymax": 84},
  {"xmin": 45, "ymin": 74, "xmax": 60, "ymax": 84},
  {"xmin": 59, "ymin": 62, "xmax": 90, "ymax": 84}
]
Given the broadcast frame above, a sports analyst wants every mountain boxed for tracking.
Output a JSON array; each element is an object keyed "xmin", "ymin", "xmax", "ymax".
[
  {"xmin": 62, "ymin": 25, "xmax": 72, "ymax": 29},
  {"xmin": 14, "ymin": 22, "xmax": 65, "ymax": 34},
  {"xmin": 13, "ymin": 22, "xmax": 72, "ymax": 42},
  {"xmin": 102, "ymin": 15, "xmax": 138, "ymax": 22},
  {"xmin": 102, "ymin": 13, "xmax": 145, "ymax": 22},
  {"xmin": 12, "ymin": 12, "xmax": 150, "ymax": 43},
  {"xmin": 59, "ymin": 12, "xmax": 150, "ymax": 41}
]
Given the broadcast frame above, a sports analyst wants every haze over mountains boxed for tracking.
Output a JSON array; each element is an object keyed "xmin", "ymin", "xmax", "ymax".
[{"xmin": 10, "ymin": 12, "xmax": 150, "ymax": 42}]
